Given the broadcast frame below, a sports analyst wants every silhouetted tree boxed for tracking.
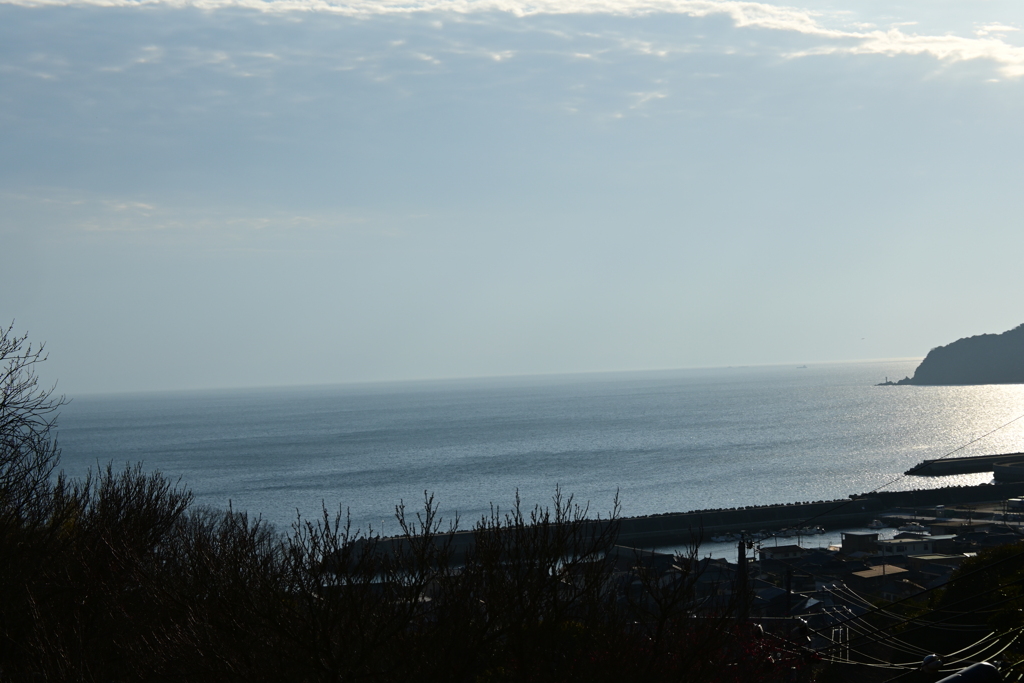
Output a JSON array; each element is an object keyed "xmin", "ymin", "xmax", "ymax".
[{"xmin": 0, "ymin": 321, "xmax": 65, "ymax": 523}]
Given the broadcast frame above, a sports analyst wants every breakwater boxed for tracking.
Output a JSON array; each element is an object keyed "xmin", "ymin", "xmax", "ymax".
[
  {"xmin": 905, "ymin": 452, "xmax": 1024, "ymax": 477},
  {"xmin": 369, "ymin": 482, "xmax": 1024, "ymax": 557}
]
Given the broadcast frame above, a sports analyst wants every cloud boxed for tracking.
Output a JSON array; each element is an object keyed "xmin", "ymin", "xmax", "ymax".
[
  {"xmin": 4, "ymin": 0, "xmax": 1024, "ymax": 78},
  {"xmin": 630, "ymin": 89, "xmax": 666, "ymax": 108},
  {"xmin": 976, "ymin": 24, "xmax": 1019, "ymax": 36},
  {"xmin": 791, "ymin": 28, "xmax": 1024, "ymax": 78}
]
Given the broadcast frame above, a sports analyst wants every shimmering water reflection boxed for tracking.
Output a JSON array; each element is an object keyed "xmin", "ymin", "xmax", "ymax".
[{"xmin": 57, "ymin": 361, "xmax": 1024, "ymax": 534}]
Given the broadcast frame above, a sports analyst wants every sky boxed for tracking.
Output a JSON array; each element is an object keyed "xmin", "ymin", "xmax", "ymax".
[{"xmin": 3, "ymin": 0, "xmax": 1024, "ymax": 394}]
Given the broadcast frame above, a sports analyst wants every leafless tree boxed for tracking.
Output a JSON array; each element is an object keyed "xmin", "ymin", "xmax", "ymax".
[{"xmin": 0, "ymin": 321, "xmax": 66, "ymax": 521}]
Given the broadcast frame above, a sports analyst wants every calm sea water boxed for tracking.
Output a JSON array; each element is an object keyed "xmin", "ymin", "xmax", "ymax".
[{"xmin": 55, "ymin": 361, "xmax": 1024, "ymax": 538}]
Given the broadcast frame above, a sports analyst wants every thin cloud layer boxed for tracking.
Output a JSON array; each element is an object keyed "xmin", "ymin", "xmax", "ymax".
[
  {"xmin": 5, "ymin": 0, "xmax": 1024, "ymax": 77},
  {"xmin": 5, "ymin": 0, "xmax": 1024, "ymax": 393}
]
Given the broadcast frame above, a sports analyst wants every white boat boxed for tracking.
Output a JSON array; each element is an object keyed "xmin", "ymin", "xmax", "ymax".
[
  {"xmin": 898, "ymin": 522, "xmax": 928, "ymax": 532},
  {"xmin": 867, "ymin": 519, "xmax": 885, "ymax": 529}
]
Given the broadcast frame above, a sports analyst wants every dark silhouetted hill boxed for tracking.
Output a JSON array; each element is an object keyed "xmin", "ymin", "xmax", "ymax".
[{"xmin": 894, "ymin": 323, "xmax": 1024, "ymax": 385}]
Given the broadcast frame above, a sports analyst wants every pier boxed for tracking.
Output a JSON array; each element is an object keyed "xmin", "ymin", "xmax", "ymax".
[{"xmin": 905, "ymin": 452, "xmax": 1024, "ymax": 478}]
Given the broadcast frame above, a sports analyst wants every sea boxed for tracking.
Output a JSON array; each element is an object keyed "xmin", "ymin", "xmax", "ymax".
[{"xmin": 55, "ymin": 360, "xmax": 1024, "ymax": 557}]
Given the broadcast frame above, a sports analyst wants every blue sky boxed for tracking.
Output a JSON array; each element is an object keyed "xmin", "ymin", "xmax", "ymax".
[{"xmin": 3, "ymin": 0, "xmax": 1024, "ymax": 393}]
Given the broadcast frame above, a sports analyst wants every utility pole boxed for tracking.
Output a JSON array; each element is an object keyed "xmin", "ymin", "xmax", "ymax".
[
  {"xmin": 785, "ymin": 567, "xmax": 792, "ymax": 620},
  {"xmin": 736, "ymin": 536, "xmax": 748, "ymax": 622}
]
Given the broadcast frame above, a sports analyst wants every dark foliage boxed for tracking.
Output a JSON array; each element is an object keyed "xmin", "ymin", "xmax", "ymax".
[{"xmin": 932, "ymin": 541, "xmax": 1024, "ymax": 632}]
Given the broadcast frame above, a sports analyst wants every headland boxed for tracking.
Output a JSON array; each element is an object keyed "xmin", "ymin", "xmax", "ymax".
[{"xmin": 880, "ymin": 322, "xmax": 1024, "ymax": 385}]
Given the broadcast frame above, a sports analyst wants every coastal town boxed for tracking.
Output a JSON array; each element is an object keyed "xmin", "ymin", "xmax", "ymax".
[
  {"xmin": 607, "ymin": 492, "xmax": 1024, "ymax": 681},
  {"xmin": 351, "ymin": 477, "xmax": 1024, "ymax": 681}
]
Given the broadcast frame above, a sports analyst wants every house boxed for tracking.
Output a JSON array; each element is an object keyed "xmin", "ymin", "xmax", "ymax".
[
  {"xmin": 930, "ymin": 520, "xmax": 994, "ymax": 536},
  {"xmin": 876, "ymin": 537, "xmax": 935, "ymax": 557},
  {"xmin": 841, "ymin": 532, "xmax": 878, "ymax": 555},
  {"xmin": 759, "ymin": 545, "xmax": 810, "ymax": 562},
  {"xmin": 847, "ymin": 564, "xmax": 909, "ymax": 594}
]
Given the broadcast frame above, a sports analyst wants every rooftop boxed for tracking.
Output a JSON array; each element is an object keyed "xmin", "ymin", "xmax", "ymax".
[{"xmin": 851, "ymin": 565, "xmax": 909, "ymax": 580}]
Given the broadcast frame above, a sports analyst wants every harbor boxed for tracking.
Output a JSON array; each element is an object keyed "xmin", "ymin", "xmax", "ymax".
[
  {"xmin": 371, "ymin": 481, "xmax": 1024, "ymax": 557},
  {"xmin": 615, "ymin": 481, "xmax": 1024, "ymax": 547}
]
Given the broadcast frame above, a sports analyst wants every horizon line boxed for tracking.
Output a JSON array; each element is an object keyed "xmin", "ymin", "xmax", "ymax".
[{"xmin": 70, "ymin": 356, "xmax": 924, "ymax": 398}]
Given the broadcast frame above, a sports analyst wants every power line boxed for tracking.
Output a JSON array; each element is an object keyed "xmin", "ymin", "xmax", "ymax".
[
  {"xmin": 808, "ymin": 540, "xmax": 1024, "ymax": 639},
  {"xmin": 759, "ymin": 543, "xmax": 1024, "ymax": 646},
  {"xmin": 817, "ymin": 579, "xmax": 1024, "ymax": 656},
  {"xmin": 826, "ymin": 584, "xmax": 989, "ymax": 632}
]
